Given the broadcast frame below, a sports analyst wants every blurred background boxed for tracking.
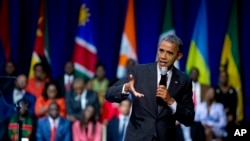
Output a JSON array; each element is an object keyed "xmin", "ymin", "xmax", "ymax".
[{"xmin": 1, "ymin": 0, "xmax": 250, "ymax": 140}]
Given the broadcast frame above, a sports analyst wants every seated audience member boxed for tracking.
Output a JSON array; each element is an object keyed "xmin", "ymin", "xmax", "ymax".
[
  {"xmin": 4, "ymin": 74, "xmax": 36, "ymax": 116},
  {"xmin": 56, "ymin": 61, "xmax": 75, "ymax": 97},
  {"xmin": 72, "ymin": 104, "xmax": 102, "ymax": 141},
  {"xmin": 215, "ymin": 70, "xmax": 237, "ymax": 125},
  {"xmin": 36, "ymin": 102, "xmax": 71, "ymax": 141},
  {"xmin": 8, "ymin": 98, "xmax": 34, "ymax": 141},
  {"xmin": 87, "ymin": 63, "xmax": 109, "ymax": 107},
  {"xmin": 107, "ymin": 99, "xmax": 131, "ymax": 141},
  {"xmin": 26, "ymin": 63, "xmax": 50, "ymax": 97},
  {"xmin": 66, "ymin": 78, "xmax": 100, "ymax": 122},
  {"xmin": 195, "ymin": 87, "xmax": 227, "ymax": 141},
  {"xmin": 3, "ymin": 61, "xmax": 17, "ymax": 76},
  {"xmin": 35, "ymin": 81, "xmax": 66, "ymax": 118}
]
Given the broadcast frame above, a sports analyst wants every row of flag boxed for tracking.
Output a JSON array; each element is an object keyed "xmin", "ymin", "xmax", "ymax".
[{"xmin": 0, "ymin": 0, "xmax": 243, "ymax": 121}]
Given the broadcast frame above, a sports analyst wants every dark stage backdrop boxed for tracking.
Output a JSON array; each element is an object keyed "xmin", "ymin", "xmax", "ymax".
[{"xmin": 0, "ymin": 0, "xmax": 250, "ymax": 121}]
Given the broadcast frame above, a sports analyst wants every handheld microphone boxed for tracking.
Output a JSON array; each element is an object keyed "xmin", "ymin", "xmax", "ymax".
[{"xmin": 159, "ymin": 67, "xmax": 168, "ymax": 86}]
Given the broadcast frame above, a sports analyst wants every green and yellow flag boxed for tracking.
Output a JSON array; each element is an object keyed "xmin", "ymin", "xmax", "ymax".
[{"xmin": 220, "ymin": 1, "xmax": 243, "ymax": 122}]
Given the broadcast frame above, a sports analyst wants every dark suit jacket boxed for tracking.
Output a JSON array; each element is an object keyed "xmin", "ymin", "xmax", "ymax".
[
  {"xmin": 106, "ymin": 63, "xmax": 195, "ymax": 141},
  {"xmin": 3, "ymin": 90, "xmax": 36, "ymax": 117},
  {"xmin": 107, "ymin": 118, "xmax": 120, "ymax": 141},
  {"xmin": 66, "ymin": 89, "xmax": 100, "ymax": 119},
  {"xmin": 36, "ymin": 117, "xmax": 72, "ymax": 141},
  {"xmin": 56, "ymin": 75, "xmax": 74, "ymax": 97}
]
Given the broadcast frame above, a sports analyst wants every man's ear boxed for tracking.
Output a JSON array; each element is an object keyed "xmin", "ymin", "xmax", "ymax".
[{"xmin": 176, "ymin": 53, "xmax": 183, "ymax": 60}]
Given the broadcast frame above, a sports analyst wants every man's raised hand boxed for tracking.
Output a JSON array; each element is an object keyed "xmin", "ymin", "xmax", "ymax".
[{"xmin": 124, "ymin": 74, "xmax": 144, "ymax": 98}]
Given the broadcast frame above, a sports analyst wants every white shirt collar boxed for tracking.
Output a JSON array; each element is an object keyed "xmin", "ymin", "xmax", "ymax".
[
  {"xmin": 157, "ymin": 64, "xmax": 173, "ymax": 88},
  {"xmin": 13, "ymin": 88, "xmax": 25, "ymax": 95},
  {"xmin": 13, "ymin": 88, "xmax": 25, "ymax": 103},
  {"xmin": 64, "ymin": 74, "xmax": 74, "ymax": 84},
  {"xmin": 80, "ymin": 89, "xmax": 88, "ymax": 109},
  {"xmin": 48, "ymin": 116, "xmax": 60, "ymax": 129}
]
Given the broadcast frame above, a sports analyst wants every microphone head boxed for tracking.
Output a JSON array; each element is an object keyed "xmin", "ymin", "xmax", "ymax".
[{"xmin": 160, "ymin": 67, "xmax": 168, "ymax": 75}]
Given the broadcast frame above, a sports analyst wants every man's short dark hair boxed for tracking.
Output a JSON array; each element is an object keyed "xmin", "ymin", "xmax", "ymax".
[{"xmin": 161, "ymin": 34, "xmax": 183, "ymax": 52}]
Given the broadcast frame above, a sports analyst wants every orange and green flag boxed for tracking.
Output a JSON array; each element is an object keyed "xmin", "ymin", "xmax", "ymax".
[{"xmin": 116, "ymin": 0, "xmax": 137, "ymax": 79}]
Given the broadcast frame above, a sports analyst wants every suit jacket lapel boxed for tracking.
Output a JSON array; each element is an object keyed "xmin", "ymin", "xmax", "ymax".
[
  {"xmin": 168, "ymin": 67, "xmax": 180, "ymax": 98},
  {"xmin": 56, "ymin": 117, "xmax": 63, "ymax": 140},
  {"xmin": 44, "ymin": 118, "xmax": 51, "ymax": 139}
]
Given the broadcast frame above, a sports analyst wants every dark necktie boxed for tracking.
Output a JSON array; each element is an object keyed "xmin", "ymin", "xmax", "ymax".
[{"xmin": 157, "ymin": 74, "xmax": 167, "ymax": 113}]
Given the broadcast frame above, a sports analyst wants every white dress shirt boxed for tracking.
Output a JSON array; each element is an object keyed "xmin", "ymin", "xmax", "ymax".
[
  {"xmin": 48, "ymin": 116, "xmax": 60, "ymax": 129},
  {"xmin": 192, "ymin": 81, "xmax": 201, "ymax": 106},
  {"xmin": 64, "ymin": 74, "xmax": 74, "ymax": 85},
  {"xmin": 119, "ymin": 115, "xmax": 129, "ymax": 132},
  {"xmin": 119, "ymin": 114, "xmax": 129, "ymax": 141},
  {"xmin": 81, "ymin": 89, "xmax": 87, "ymax": 109},
  {"xmin": 13, "ymin": 88, "xmax": 25, "ymax": 103},
  {"xmin": 74, "ymin": 89, "xmax": 88, "ymax": 110}
]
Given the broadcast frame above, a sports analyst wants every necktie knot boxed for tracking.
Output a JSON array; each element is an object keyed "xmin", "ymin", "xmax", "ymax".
[{"xmin": 159, "ymin": 74, "xmax": 167, "ymax": 86}]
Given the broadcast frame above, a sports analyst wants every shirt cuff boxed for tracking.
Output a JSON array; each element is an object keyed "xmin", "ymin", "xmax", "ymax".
[
  {"xmin": 168, "ymin": 101, "xmax": 177, "ymax": 114},
  {"xmin": 122, "ymin": 84, "xmax": 130, "ymax": 95}
]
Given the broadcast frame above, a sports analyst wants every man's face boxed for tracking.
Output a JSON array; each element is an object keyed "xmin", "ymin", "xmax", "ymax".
[
  {"xmin": 5, "ymin": 62, "xmax": 15, "ymax": 75},
  {"xmin": 157, "ymin": 40, "xmax": 182, "ymax": 69},
  {"xmin": 65, "ymin": 62, "xmax": 74, "ymax": 75},
  {"xmin": 190, "ymin": 69, "xmax": 199, "ymax": 82},
  {"xmin": 119, "ymin": 100, "xmax": 131, "ymax": 116},
  {"xmin": 73, "ymin": 81, "xmax": 85, "ymax": 94},
  {"xmin": 15, "ymin": 75, "xmax": 27, "ymax": 90},
  {"xmin": 48, "ymin": 103, "xmax": 59, "ymax": 119}
]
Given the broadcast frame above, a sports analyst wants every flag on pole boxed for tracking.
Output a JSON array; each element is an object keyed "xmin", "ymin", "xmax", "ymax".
[
  {"xmin": 220, "ymin": 1, "xmax": 243, "ymax": 122},
  {"xmin": 116, "ymin": 0, "xmax": 137, "ymax": 79},
  {"xmin": 72, "ymin": 0, "xmax": 97, "ymax": 81},
  {"xmin": 186, "ymin": 0, "xmax": 210, "ymax": 85},
  {"xmin": 28, "ymin": 0, "xmax": 50, "ymax": 78},
  {"xmin": 157, "ymin": 0, "xmax": 179, "ymax": 69},
  {"xmin": 0, "ymin": 0, "xmax": 11, "ymax": 61}
]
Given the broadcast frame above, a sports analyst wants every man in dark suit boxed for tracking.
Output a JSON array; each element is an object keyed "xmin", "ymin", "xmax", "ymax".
[
  {"xmin": 107, "ymin": 99, "xmax": 132, "ymax": 141},
  {"xmin": 36, "ymin": 102, "xmax": 72, "ymax": 141},
  {"xmin": 106, "ymin": 34, "xmax": 195, "ymax": 141},
  {"xmin": 66, "ymin": 77, "xmax": 100, "ymax": 122},
  {"xmin": 4, "ymin": 74, "xmax": 36, "ymax": 117},
  {"xmin": 56, "ymin": 61, "xmax": 75, "ymax": 97}
]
